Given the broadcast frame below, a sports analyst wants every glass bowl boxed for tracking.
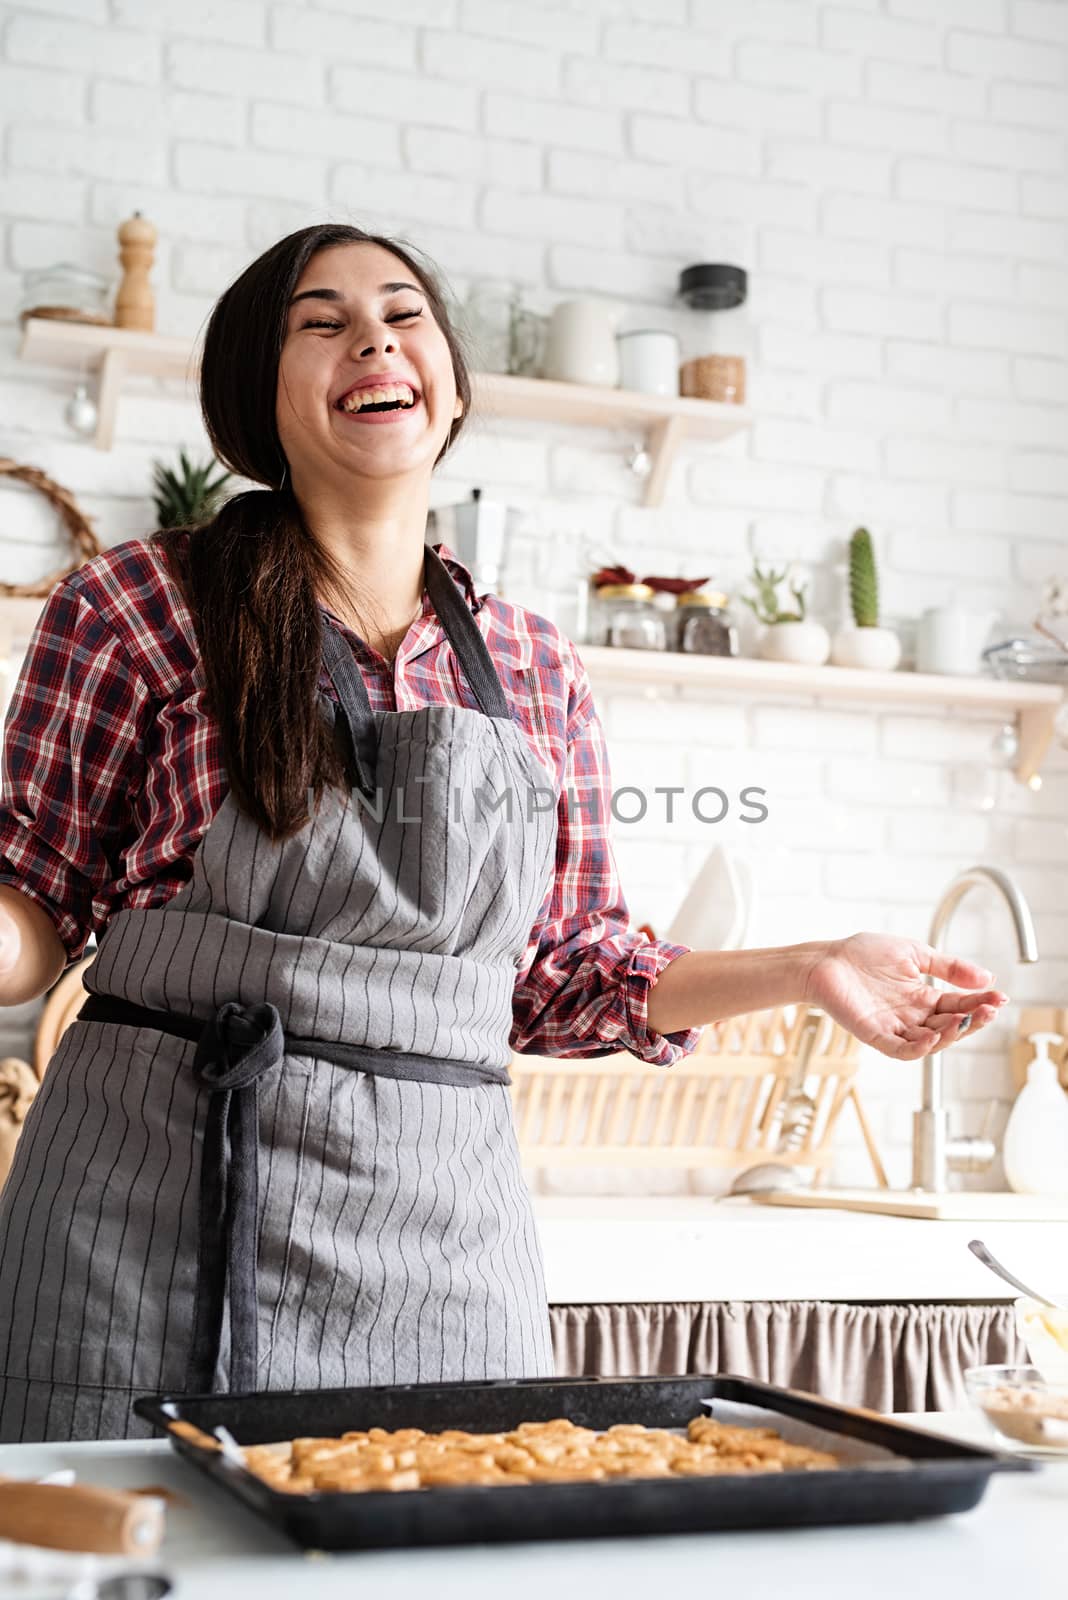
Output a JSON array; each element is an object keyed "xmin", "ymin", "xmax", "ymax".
[
  {"xmin": 964, "ymin": 1363, "xmax": 1068, "ymax": 1455},
  {"xmin": 982, "ymin": 635, "xmax": 1068, "ymax": 684}
]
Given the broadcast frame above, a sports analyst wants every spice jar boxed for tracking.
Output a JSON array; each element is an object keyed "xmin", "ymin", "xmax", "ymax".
[
  {"xmin": 675, "ymin": 590, "xmax": 738, "ymax": 656},
  {"xmin": 675, "ymin": 263, "xmax": 749, "ymax": 405},
  {"xmin": 595, "ymin": 583, "xmax": 667, "ymax": 651}
]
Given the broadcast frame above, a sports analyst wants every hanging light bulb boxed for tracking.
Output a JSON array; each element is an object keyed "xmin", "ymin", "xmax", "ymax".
[
  {"xmin": 64, "ymin": 379, "xmax": 98, "ymax": 436},
  {"xmin": 625, "ymin": 440, "xmax": 652, "ymax": 478},
  {"xmin": 989, "ymin": 722, "xmax": 1019, "ymax": 768}
]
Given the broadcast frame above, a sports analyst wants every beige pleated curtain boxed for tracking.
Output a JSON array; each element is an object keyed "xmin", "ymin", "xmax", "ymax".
[{"xmin": 550, "ymin": 1300, "xmax": 1025, "ymax": 1412}]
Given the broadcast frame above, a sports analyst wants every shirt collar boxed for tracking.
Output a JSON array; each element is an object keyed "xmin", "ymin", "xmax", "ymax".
[
  {"xmin": 317, "ymin": 538, "xmax": 483, "ymax": 632},
  {"xmin": 318, "ymin": 539, "xmax": 486, "ymax": 674},
  {"xmin": 428, "ymin": 539, "xmax": 484, "ymax": 614}
]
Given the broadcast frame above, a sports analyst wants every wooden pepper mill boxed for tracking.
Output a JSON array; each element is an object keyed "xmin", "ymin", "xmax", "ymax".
[{"xmin": 114, "ymin": 210, "xmax": 157, "ymax": 331}]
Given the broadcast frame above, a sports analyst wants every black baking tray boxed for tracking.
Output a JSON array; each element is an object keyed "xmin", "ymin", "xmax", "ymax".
[{"xmin": 134, "ymin": 1373, "xmax": 1030, "ymax": 1551}]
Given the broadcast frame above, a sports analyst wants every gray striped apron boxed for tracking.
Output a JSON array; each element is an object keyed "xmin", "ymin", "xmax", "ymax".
[{"xmin": 0, "ymin": 546, "xmax": 558, "ymax": 1442}]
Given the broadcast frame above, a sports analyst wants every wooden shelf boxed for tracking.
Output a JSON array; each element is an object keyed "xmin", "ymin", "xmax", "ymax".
[
  {"xmin": 580, "ymin": 645, "xmax": 1063, "ymax": 785},
  {"xmin": 18, "ymin": 317, "xmax": 199, "ymax": 450},
  {"xmin": 476, "ymin": 372, "xmax": 750, "ymax": 505},
  {"xmin": 16, "ymin": 319, "xmax": 750, "ymax": 500},
  {"xmin": 18, "ymin": 316, "xmax": 196, "ymax": 379},
  {"xmin": 1, "ymin": 590, "xmax": 1060, "ymax": 783}
]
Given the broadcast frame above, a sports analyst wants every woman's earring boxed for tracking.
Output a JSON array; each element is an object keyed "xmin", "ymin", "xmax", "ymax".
[{"xmin": 277, "ymin": 462, "xmax": 288, "ymax": 492}]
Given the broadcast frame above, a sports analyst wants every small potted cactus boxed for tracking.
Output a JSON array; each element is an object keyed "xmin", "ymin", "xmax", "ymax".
[
  {"xmin": 830, "ymin": 527, "xmax": 902, "ymax": 670},
  {"xmin": 740, "ymin": 558, "xmax": 830, "ymax": 665}
]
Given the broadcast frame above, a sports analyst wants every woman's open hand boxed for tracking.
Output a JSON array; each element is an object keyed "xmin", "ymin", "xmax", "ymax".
[{"xmin": 802, "ymin": 932, "xmax": 1009, "ymax": 1060}]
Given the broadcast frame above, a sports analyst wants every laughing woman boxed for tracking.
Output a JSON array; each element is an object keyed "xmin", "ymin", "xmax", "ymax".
[{"xmin": 0, "ymin": 223, "xmax": 1008, "ymax": 1441}]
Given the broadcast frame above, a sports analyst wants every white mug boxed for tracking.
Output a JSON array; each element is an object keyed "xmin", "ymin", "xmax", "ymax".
[
  {"xmin": 542, "ymin": 299, "xmax": 621, "ymax": 387},
  {"xmin": 617, "ymin": 330, "xmax": 680, "ymax": 397},
  {"xmin": 915, "ymin": 606, "xmax": 998, "ymax": 676}
]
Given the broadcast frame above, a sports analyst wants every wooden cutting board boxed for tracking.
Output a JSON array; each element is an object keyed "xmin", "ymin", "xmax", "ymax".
[{"xmin": 754, "ymin": 1187, "xmax": 1068, "ymax": 1220}]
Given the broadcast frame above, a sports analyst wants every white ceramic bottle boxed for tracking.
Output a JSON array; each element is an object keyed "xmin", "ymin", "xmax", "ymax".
[{"xmin": 1002, "ymin": 1032, "xmax": 1068, "ymax": 1195}]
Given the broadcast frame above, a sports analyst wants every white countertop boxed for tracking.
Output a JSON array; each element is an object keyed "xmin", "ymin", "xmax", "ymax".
[
  {"xmin": 533, "ymin": 1197, "xmax": 1068, "ymax": 1303},
  {"xmin": 0, "ymin": 1415, "xmax": 1063, "ymax": 1599}
]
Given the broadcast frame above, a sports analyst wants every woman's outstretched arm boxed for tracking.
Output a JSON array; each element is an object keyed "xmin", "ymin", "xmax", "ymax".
[{"xmin": 647, "ymin": 934, "xmax": 1009, "ymax": 1062}]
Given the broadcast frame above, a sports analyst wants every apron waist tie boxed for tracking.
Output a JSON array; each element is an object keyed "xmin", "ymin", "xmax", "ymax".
[
  {"xmin": 78, "ymin": 991, "xmax": 510, "ymax": 1396},
  {"xmin": 191, "ymin": 1000, "xmax": 281, "ymax": 1398},
  {"xmin": 81, "ymin": 993, "xmax": 282, "ymax": 1396}
]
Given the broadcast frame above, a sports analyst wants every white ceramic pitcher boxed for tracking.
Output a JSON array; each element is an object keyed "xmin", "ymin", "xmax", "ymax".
[
  {"xmin": 915, "ymin": 606, "xmax": 1000, "ymax": 676},
  {"xmin": 542, "ymin": 299, "xmax": 621, "ymax": 387}
]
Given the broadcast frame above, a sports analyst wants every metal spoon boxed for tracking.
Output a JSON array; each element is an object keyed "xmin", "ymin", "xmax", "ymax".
[{"xmin": 968, "ymin": 1237, "xmax": 1063, "ymax": 1308}]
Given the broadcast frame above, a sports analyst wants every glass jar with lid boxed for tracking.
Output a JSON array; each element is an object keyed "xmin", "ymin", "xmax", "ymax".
[
  {"xmin": 595, "ymin": 583, "xmax": 667, "ymax": 651},
  {"xmin": 17, "ymin": 263, "xmax": 112, "ymax": 326},
  {"xmin": 674, "ymin": 590, "xmax": 738, "ymax": 656},
  {"xmin": 674, "ymin": 263, "xmax": 749, "ymax": 405}
]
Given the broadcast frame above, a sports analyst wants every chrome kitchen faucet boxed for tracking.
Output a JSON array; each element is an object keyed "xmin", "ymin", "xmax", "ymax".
[{"xmin": 913, "ymin": 865, "xmax": 1039, "ymax": 1193}]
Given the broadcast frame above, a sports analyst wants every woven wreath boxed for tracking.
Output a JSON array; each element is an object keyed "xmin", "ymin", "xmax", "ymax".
[{"xmin": 0, "ymin": 458, "xmax": 102, "ymax": 598}]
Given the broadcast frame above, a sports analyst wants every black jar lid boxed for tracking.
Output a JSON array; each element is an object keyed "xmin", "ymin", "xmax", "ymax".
[{"xmin": 677, "ymin": 263, "xmax": 747, "ymax": 311}]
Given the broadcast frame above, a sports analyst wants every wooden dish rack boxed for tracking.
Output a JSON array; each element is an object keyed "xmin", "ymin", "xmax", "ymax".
[{"xmin": 510, "ymin": 1004, "xmax": 888, "ymax": 1185}]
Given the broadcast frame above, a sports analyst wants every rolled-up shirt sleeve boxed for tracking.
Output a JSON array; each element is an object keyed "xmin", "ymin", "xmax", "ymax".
[
  {"xmin": 509, "ymin": 653, "xmax": 701, "ymax": 1067},
  {"xmin": 0, "ymin": 577, "xmax": 152, "ymax": 964}
]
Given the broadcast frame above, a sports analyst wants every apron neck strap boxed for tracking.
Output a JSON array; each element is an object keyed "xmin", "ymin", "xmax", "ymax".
[
  {"xmin": 423, "ymin": 543, "xmax": 509, "ymax": 720},
  {"xmin": 320, "ymin": 544, "xmax": 510, "ymax": 798},
  {"xmin": 320, "ymin": 617, "xmax": 379, "ymax": 798}
]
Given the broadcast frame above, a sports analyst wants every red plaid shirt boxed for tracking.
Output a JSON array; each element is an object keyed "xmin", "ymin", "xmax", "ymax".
[{"xmin": 0, "ymin": 533, "xmax": 698, "ymax": 1066}]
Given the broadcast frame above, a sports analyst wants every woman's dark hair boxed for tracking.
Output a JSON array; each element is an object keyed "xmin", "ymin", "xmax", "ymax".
[{"xmin": 153, "ymin": 223, "xmax": 472, "ymax": 840}]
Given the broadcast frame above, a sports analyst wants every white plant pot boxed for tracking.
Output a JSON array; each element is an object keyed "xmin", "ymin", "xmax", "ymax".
[
  {"xmin": 758, "ymin": 620, "xmax": 830, "ymax": 665},
  {"xmin": 830, "ymin": 624, "xmax": 902, "ymax": 671}
]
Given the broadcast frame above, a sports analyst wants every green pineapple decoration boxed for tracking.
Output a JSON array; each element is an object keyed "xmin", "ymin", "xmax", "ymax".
[
  {"xmin": 849, "ymin": 526, "xmax": 879, "ymax": 628},
  {"xmin": 151, "ymin": 448, "xmax": 233, "ymax": 530}
]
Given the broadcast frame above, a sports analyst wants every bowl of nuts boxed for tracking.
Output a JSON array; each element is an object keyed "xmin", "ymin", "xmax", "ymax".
[{"xmin": 964, "ymin": 1364, "xmax": 1068, "ymax": 1455}]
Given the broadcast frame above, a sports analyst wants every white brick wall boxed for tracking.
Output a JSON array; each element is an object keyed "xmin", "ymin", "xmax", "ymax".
[{"xmin": 2, "ymin": 0, "xmax": 1067, "ymax": 1195}]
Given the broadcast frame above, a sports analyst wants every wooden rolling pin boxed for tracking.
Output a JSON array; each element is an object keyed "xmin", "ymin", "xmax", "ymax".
[{"xmin": 0, "ymin": 1475, "xmax": 165, "ymax": 1555}]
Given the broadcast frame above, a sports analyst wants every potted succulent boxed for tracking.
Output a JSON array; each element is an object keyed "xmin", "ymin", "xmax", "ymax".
[
  {"xmin": 740, "ymin": 559, "xmax": 830, "ymax": 665},
  {"xmin": 830, "ymin": 527, "xmax": 902, "ymax": 671},
  {"xmin": 151, "ymin": 448, "xmax": 233, "ymax": 530}
]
